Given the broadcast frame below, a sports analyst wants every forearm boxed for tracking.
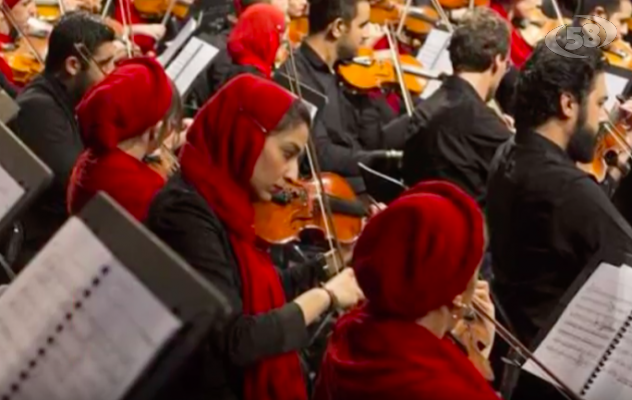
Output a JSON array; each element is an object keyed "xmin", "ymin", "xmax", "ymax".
[{"xmin": 293, "ymin": 287, "xmax": 331, "ymax": 326}]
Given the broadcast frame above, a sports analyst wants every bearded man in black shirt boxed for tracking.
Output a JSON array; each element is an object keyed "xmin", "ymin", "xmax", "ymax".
[{"xmin": 487, "ymin": 41, "xmax": 632, "ymax": 400}]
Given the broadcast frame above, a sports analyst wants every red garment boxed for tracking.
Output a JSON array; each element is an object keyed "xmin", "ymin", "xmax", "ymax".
[
  {"xmin": 179, "ymin": 74, "xmax": 307, "ymax": 400},
  {"xmin": 114, "ymin": 0, "xmax": 156, "ymax": 54},
  {"xmin": 68, "ymin": 149, "xmax": 164, "ymax": 219},
  {"xmin": 0, "ymin": 33, "xmax": 16, "ymax": 86},
  {"xmin": 69, "ymin": 57, "xmax": 172, "ymax": 218},
  {"xmin": 76, "ymin": 57, "xmax": 172, "ymax": 153},
  {"xmin": 4, "ymin": 0, "xmax": 20, "ymax": 9},
  {"xmin": 227, "ymin": 3, "xmax": 286, "ymax": 78},
  {"xmin": 314, "ymin": 309, "xmax": 501, "ymax": 400},
  {"xmin": 314, "ymin": 181, "xmax": 494, "ymax": 400},
  {"xmin": 489, "ymin": 1, "xmax": 532, "ymax": 69},
  {"xmin": 369, "ymin": 36, "xmax": 409, "ymax": 115}
]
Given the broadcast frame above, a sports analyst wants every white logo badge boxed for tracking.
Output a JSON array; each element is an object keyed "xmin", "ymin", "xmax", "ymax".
[{"xmin": 545, "ymin": 15, "xmax": 618, "ymax": 58}]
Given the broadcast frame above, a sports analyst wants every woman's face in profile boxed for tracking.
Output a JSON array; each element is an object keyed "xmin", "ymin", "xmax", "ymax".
[{"xmin": 250, "ymin": 121, "xmax": 308, "ymax": 201}]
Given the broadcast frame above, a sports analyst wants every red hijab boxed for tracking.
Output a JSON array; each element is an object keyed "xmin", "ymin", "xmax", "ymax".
[
  {"xmin": 68, "ymin": 57, "xmax": 173, "ymax": 220},
  {"xmin": 490, "ymin": 1, "xmax": 532, "ymax": 69},
  {"xmin": 227, "ymin": 3, "xmax": 286, "ymax": 77},
  {"xmin": 179, "ymin": 73, "xmax": 307, "ymax": 400},
  {"xmin": 314, "ymin": 181, "xmax": 499, "ymax": 400}
]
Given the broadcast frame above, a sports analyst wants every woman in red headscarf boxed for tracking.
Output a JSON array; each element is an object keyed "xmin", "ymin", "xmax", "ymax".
[
  {"xmin": 206, "ymin": 3, "xmax": 286, "ymax": 96},
  {"xmin": 0, "ymin": 0, "xmax": 36, "ymax": 91},
  {"xmin": 67, "ymin": 56, "xmax": 182, "ymax": 220},
  {"xmin": 145, "ymin": 73, "xmax": 364, "ymax": 400},
  {"xmin": 314, "ymin": 181, "xmax": 501, "ymax": 400}
]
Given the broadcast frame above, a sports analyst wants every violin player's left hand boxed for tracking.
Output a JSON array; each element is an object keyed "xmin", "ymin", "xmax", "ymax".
[{"xmin": 472, "ymin": 280, "xmax": 495, "ymax": 357}]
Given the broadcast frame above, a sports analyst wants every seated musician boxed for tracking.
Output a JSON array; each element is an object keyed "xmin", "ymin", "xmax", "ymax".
[
  {"xmin": 112, "ymin": 0, "xmax": 173, "ymax": 54},
  {"xmin": 0, "ymin": 0, "xmax": 35, "ymax": 93},
  {"xmin": 487, "ymin": 43, "xmax": 632, "ymax": 399},
  {"xmin": 146, "ymin": 73, "xmax": 364, "ymax": 400},
  {"xmin": 579, "ymin": 0, "xmax": 632, "ymax": 58},
  {"xmin": 402, "ymin": 7, "xmax": 513, "ymax": 207},
  {"xmin": 67, "ymin": 57, "xmax": 182, "ymax": 220},
  {"xmin": 8, "ymin": 13, "xmax": 119, "ymax": 269},
  {"xmin": 489, "ymin": 0, "xmax": 534, "ymax": 69},
  {"xmin": 206, "ymin": 3, "xmax": 286, "ymax": 95},
  {"xmin": 280, "ymin": 0, "xmax": 410, "ymax": 194},
  {"xmin": 314, "ymin": 181, "xmax": 499, "ymax": 400}
]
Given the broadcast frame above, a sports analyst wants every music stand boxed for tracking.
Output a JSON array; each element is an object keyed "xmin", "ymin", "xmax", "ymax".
[
  {"xmin": 0, "ymin": 91, "xmax": 18, "ymax": 123},
  {"xmin": 76, "ymin": 193, "xmax": 231, "ymax": 400}
]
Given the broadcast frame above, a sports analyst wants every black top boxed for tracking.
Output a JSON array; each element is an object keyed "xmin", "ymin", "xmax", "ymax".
[
  {"xmin": 146, "ymin": 174, "xmax": 320, "ymax": 400},
  {"xmin": 402, "ymin": 76, "xmax": 512, "ymax": 206},
  {"xmin": 278, "ymin": 43, "xmax": 408, "ymax": 193},
  {"xmin": 0, "ymin": 70, "xmax": 18, "ymax": 99},
  {"xmin": 487, "ymin": 130, "xmax": 632, "ymax": 345},
  {"xmin": 8, "ymin": 72, "xmax": 82, "ymax": 269}
]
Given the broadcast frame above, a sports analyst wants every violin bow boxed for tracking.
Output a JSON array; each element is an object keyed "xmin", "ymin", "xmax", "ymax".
[
  {"xmin": 1, "ymin": 3, "xmax": 45, "ymax": 65},
  {"xmin": 117, "ymin": 0, "xmax": 133, "ymax": 57},
  {"xmin": 160, "ymin": 0, "xmax": 177, "ymax": 27},
  {"xmin": 395, "ymin": 0, "xmax": 413, "ymax": 39},
  {"xmin": 429, "ymin": 0, "xmax": 453, "ymax": 32},
  {"xmin": 284, "ymin": 47, "xmax": 346, "ymax": 274},
  {"xmin": 471, "ymin": 299, "xmax": 586, "ymax": 400},
  {"xmin": 385, "ymin": 26, "xmax": 414, "ymax": 117},
  {"xmin": 549, "ymin": 0, "xmax": 566, "ymax": 26},
  {"xmin": 74, "ymin": 42, "xmax": 108, "ymax": 77}
]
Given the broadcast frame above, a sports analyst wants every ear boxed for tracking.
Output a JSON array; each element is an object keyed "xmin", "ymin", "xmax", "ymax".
[
  {"xmin": 559, "ymin": 92, "xmax": 578, "ymax": 120},
  {"xmin": 491, "ymin": 54, "xmax": 502, "ymax": 74},
  {"xmin": 452, "ymin": 294, "xmax": 465, "ymax": 310},
  {"xmin": 64, "ymin": 55, "xmax": 82, "ymax": 77},
  {"xmin": 330, "ymin": 17, "xmax": 347, "ymax": 40}
]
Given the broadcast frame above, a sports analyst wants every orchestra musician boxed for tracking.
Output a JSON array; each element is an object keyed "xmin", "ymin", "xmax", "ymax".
[
  {"xmin": 206, "ymin": 3, "xmax": 286, "ymax": 95},
  {"xmin": 487, "ymin": 42, "xmax": 632, "ymax": 398},
  {"xmin": 0, "ymin": 0, "xmax": 35, "ymax": 45},
  {"xmin": 402, "ymin": 7, "xmax": 513, "ymax": 207},
  {"xmin": 314, "ymin": 181, "xmax": 499, "ymax": 400},
  {"xmin": 67, "ymin": 57, "xmax": 183, "ymax": 220},
  {"xmin": 281, "ymin": 0, "xmax": 409, "ymax": 194},
  {"xmin": 7, "ymin": 12, "xmax": 119, "ymax": 270},
  {"xmin": 145, "ymin": 73, "xmax": 364, "ymax": 400},
  {"xmin": 112, "ymin": 0, "xmax": 170, "ymax": 54}
]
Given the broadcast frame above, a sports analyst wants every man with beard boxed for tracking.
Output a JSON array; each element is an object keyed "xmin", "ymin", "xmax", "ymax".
[
  {"xmin": 277, "ymin": 0, "xmax": 408, "ymax": 193},
  {"xmin": 8, "ymin": 12, "xmax": 119, "ymax": 269},
  {"xmin": 402, "ymin": 7, "xmax": 513, "ymax": 208},
  {"xmin": 487, "ymin": 42, "xmax": 632, "ymax": 399}
]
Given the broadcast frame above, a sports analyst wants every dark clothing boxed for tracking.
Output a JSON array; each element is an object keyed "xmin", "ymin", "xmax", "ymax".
[
  {"xmin": 278, "ymin": 43, "xmax": 409, "ymax": 193},
  {"xmin": 0, "ymin": 72, "xmax": 18, "ymax": 99},
  {"xmin": 146, "ymin": 174, "xmax": 320, "ymax": 400},
  {"xmin": 402, "ymin": 76, "xmax": 512, "ymax": 206},
  {"xmin": 487, "ymin": 130, "xmax": 632, "ymax": 346},
  {"xmin": 207, "ymin": 56, "xmax": 263, "ymax": 96},
  {"xmin": 189, "ymin": 27, "xmax": 232, "ymax": 109},
  {"xmin": 9, "ymin": 73, "xmax": 82, "ymax": 269}
]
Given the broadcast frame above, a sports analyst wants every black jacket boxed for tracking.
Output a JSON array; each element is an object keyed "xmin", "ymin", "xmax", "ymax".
[
  {"xmin": 8, "ymin": 72, "xmax": 83, "ymax": 269},
  {"xmin": 146, "ymin": 174, "xmax": 320, "ymax": 400}
]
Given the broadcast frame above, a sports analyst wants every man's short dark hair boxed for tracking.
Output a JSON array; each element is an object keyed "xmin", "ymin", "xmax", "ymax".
[
  {"xmin": 448, "ymin": 7, "xmax": 510, "ymax": 73},
  {"xmin": 308, "ymin": 0, "xmax": 361, "ymax": 35},
  {"xmin": 514, "ymin": 40, "xmax": 607, "ymax": 130},
  {"xmin": 581, "ymin": 0, "xmax": 622, "ymax": 14},
  {"xmin": 45, "ymin": 12, "xmax": 115, "ymax": 73}
]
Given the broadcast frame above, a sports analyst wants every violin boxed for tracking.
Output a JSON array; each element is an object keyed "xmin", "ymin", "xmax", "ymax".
[
  {"xmin": 288, "ymin": 16, "xmax": 308, "ymax": 47},
  {"xmin": 436, "ymin": 0, "xmax": 488, "ymax": 9},
  {"xmin": 133, "ymin": 0, "xmax": 192, "ymax": 20},
  {"xmin": 450, "ymin": 310, "xmax": 495, "ymax": 381},
  {"xmin": 337, "ymin": 47, "xmax": 427, "ymax": 95},
  {"xmin": 603, "ymin": 39, "xmax": 632, "ymax": 70},
  {"xmin": 370, "ymin": 0, "xmax": 440, "ymax": 40},
  {"xmin": 516, "ymin": 7, "xmax": 568, "ymax": 47},
  {"xmin": 253, "ymin": 173, "xmax": 367, "ymax": 246}
]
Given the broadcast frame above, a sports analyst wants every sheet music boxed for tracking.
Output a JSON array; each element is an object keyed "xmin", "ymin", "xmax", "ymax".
[
  {"xmin": 416, "ymin": 28, "xmax": 452, "ymax": 72},
  {"xmin": 157, "ymin": 18, "xmax": 198, "ymax": 67},
  {"xmin": 165, "ymin": 36, "xmax": 219, "ymax": 96},
  {"xmin": 301, "ymin": 99, "xmax": 318, "ymax": 121},
  {"xmin": 0, "ymin": 163, "xmax": 24, "ymax": 222},
  {"xmin": 523, "ymin": 263, "xmax": 632, "ymax": 392},
  {"xmin": 0, "ymin": 217, "xmax": 181, "ymax": 400},
  {"xmin": 605, "ymin": 72, "xmax": 629, "ymax": 112},
  {"xmin": 584, "ymin": 327, "xmax": 632, "ymax": 399}
]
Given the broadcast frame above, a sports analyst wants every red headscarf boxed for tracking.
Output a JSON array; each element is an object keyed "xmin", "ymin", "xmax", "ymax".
[
  {"xmin": 314, "ymin": 181, "xmax": 498, "ymax": 400},
  {"xmin": 179, "ymin": 73, "xmax": 306, "ymax": 400},
  {"xmin": 227, "ymin": 3, "xmax": 286, "ymax": 77},
  {"xmin": 68, "ymin": 57, "xmax": 172, "ymax": 219},
  {"xmin": 490, "ymin": 1, "xmax": 533, "ymax": 69}
]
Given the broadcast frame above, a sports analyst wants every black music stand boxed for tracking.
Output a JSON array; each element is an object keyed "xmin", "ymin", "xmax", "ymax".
[
  {"xmin": 0, "ymin": 121, "xmax": 53, "ymax": 282},
  {"xmin": 75, "ymin": 193, "xmax": 231, "ymax": 400}
]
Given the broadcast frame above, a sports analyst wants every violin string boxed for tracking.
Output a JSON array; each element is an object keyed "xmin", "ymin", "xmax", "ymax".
[{"xmin": 286, "ymin": 46, "xmax": 345, "ymax": 273}]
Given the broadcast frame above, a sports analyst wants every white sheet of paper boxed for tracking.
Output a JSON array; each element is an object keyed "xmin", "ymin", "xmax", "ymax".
[
  {"xmin": 416, "ymin": 28, "xmax": 452, "ymax": 71},
  {"xmin": 523, "ymin": 263, "xmax": 632, "ymax": 393},
  {"xmin": 0, "ymin": 217, "xmax": 181, "ymax": 400},
  {"xmin": 157, "ymin": 18, "xmax": 198, "ymax": 67},
  {"xmin": 166, "ymin": 37, "xmax": 219, "ymax": 96},
  {"xmin": 0, "ymin": 163, "xmax": 24, "ymax": 222},
  {"xmin": 605, "ymin": 72, "xmax": 628, "ymax": 113},
  {"xmin": 583, "ymin": 263, "xmax": 632, "ymax": 400}
]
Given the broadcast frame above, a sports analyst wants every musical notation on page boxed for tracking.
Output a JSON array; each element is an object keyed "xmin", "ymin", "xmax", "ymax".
[
  {"xmin": 0, "ymin": 164, "xmax": 24, "ymax": 222},
  {"xmin": 416, "ymin": 28, "xmax": 452, "ymax": 99},
  {"xmin": 157, "ymin": 18, "xmax": 197, "ymax": 67},
  {"xmin": 0, "ymin": 217, "xmax": 181, "ymax": 400},
  {"xmin": 523, "ymin": 263, "xmax": 632, "ymax": 392},
  {"xmin": 165, "ymin": 37, "xmax": 219, "ymax": 96}
]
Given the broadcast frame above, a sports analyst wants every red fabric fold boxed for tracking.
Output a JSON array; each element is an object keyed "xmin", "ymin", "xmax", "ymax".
[
  {"xmin": 490, "ymin": 2, "xmax": 533, "ymax": 69},
  {"xmin": 227, "ymin": 3, "xmax": 286, "ymax": 78},
  {"xmin": 179, "ymin": 73, "xmax": 307, "ymax": 400},
  {"xmin": 314, "ymin": 181, "xmax": 497, "ymax": 400}
]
